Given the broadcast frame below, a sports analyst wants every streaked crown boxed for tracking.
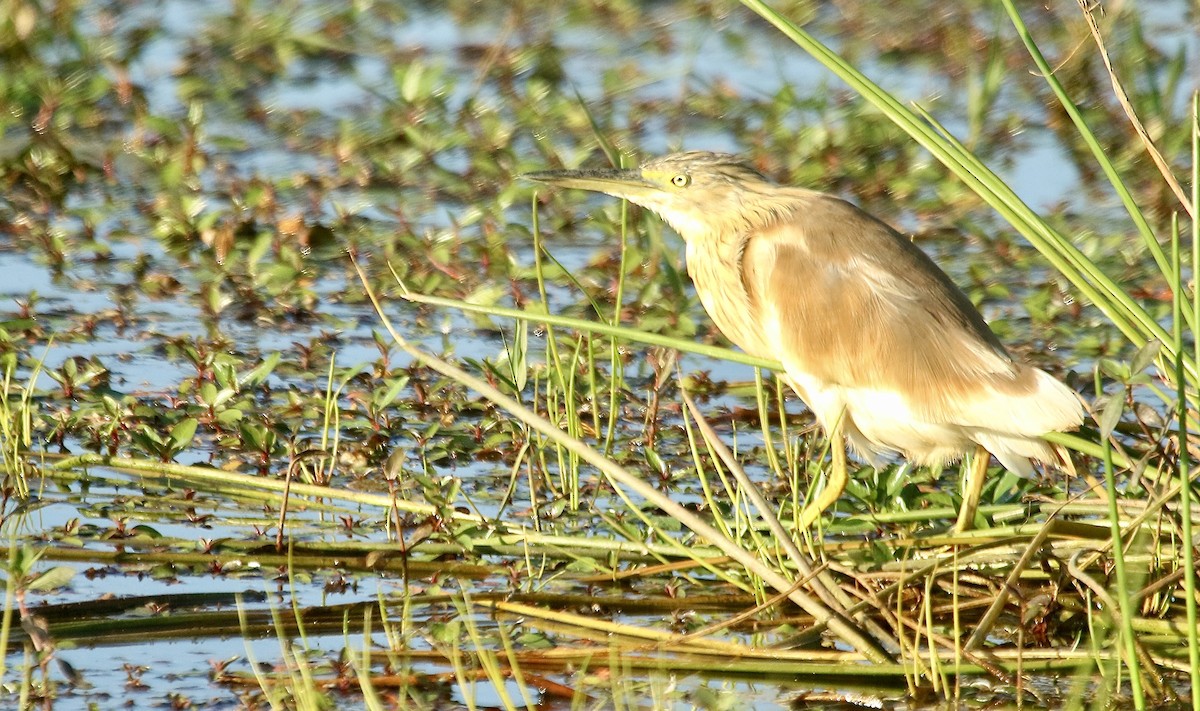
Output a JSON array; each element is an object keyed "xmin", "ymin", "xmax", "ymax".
[{"xmin": 639, "ymin": 151, "xmax": 772, "ymax": 188}]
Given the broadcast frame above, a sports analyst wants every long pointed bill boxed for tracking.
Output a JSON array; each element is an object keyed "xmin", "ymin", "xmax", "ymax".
[{"xmin": 522, "ymin": 168, "xmax": 657, "ymax": 202}]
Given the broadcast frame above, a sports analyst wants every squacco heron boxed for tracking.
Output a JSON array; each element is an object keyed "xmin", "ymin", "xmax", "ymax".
[{"xmin": 526, "ymin": 151, "xmax": 1083, "ymax": 531}]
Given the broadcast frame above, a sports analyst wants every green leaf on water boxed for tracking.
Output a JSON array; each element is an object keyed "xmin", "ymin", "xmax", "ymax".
[
  {"xmin": 644, "ymin": 447, "xmax": 666, "ymax": 476},
  {"xmin": 516, "ymin": 631, "xmax": 554, "ymax": 650},
  {"xmin": 0, "ymin": 318, "xmax": 36, "ymax": 331},
  {"xmin": 377, "ymin": 376, "xmax": 409, "ymax": 409},
  {"xmin": 170, "ymin": 417, "xmax": 199, "ymax": 451},
  {"xmin": 1098, "ymin": 395, "xmax": 1125, "ymax": 439},
  {"xmin": 1129, "ymin": 339, "xmax": 1161, "ymax": 376},
  {"xmin": 240, "ymin": 351, "xmax": 281, "ymax": 388},
  {"xmin": 1098, "ymin": 358, "xmax": 1130, "ymax": 383},
  {"xmin": 565, "ymin": 557, "xmax": 600, "ymax": 573},
  {"xmin": 26, "ymin": 566, "xmax": 75, "ymax": 592},
  {"xmin": 131, "ymin": 525, "xmax": 164, "ymax": 539},
  {"xmin": 884, "ymin": 464, "xmax": 909, "ymax": 498}
]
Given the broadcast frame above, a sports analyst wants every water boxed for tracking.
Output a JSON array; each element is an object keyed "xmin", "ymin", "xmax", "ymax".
[{"xmin": 3, "ymin": 0, "xmax": 1194, "ymax": 706}]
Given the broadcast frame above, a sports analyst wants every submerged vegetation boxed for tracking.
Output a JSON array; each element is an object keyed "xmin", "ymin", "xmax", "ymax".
[{"xmin": 1, "ymin": 0, "xmax": 1198, "ymax": 707}]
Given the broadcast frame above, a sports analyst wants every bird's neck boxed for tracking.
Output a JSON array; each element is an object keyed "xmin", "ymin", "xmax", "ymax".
[
  {"xmin": 684, "ymin": 233, "xmax": 769, "ymax": 357},
  {"xmin": 659, "ymin": 211, "xmax": 718, "ymax": 244}
]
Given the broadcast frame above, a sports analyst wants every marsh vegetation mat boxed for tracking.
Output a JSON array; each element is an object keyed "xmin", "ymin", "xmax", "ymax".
[{"xmin": 2, "ymin": 0, "xmax": 1198, "ymax": 708}]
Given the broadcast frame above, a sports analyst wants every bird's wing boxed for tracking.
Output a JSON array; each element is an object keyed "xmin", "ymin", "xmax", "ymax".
[{"xmin": 741, "ymin": 195, "xmax": 1076, "ymax": 436}]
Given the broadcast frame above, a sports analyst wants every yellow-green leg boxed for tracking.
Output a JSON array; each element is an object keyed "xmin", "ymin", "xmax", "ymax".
[
  {"xmin": 799, "ymin": 418, "xmax": 848, "ymax": 531},
  {"xmin": 954, "ymin": 445, "xmax": 990, "ymax": 532}
]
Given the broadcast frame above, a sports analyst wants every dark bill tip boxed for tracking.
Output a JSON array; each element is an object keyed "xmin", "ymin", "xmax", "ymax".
[{"xmin": 518, "ymin": 168, "xmax": 653, "ymax": 200}]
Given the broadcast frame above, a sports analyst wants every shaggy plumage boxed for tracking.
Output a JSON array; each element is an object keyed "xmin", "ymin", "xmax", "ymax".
[{"xmin": 527, "ymin": 151, "xmax": 1083, "ymax": 528}]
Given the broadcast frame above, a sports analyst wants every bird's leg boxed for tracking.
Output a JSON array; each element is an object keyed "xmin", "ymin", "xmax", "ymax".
[
  {"xmin": 798, "ymin": 416, "xmax": 848, "ymax": 531},
  {"xmin": 954, "ymin": 445, "xmax": 991, "ymax": 532}
]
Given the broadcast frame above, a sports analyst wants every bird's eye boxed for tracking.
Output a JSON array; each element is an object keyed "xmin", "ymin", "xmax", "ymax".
[{"xmin": 671, "ymin": 174, "xmax": 690, "ymax": 188}]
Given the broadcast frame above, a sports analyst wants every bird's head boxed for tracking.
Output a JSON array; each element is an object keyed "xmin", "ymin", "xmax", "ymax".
[{"xmin": 524, "ymin": 151, "xmax": 782, "ymax": 241}]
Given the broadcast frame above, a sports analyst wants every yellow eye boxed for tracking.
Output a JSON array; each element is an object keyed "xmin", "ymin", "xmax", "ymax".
[{"xmin": 671, "ymin": 174, "xmax": 690, "ymax": 187}]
